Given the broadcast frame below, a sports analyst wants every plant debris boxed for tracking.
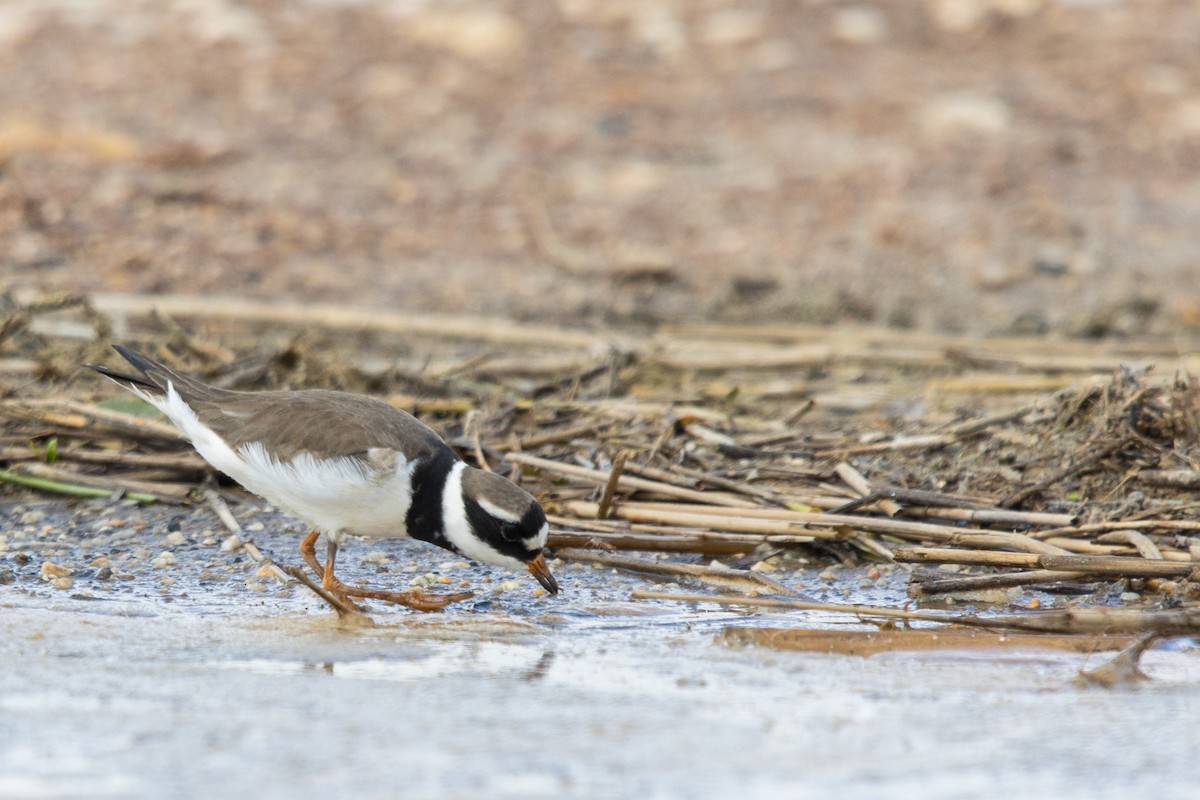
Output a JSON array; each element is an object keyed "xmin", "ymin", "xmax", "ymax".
[{"xmin": 4, "ymin": 290, "xmax": 1200, "ymax": 651}]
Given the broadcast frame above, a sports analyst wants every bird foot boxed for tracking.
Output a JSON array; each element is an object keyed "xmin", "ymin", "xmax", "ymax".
[
  {"xmin": 326, "ymin": 579, "xmax": 475, "ymax": 612},
  {"xmin": 299, "ymin": 530, "xmax": 473, "ymax": 612}
]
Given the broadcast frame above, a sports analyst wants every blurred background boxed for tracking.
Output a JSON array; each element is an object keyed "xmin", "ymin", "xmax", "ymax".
[{"xmin": 2, "ymin": 0, "xmax": 1199, "ymax": 336}]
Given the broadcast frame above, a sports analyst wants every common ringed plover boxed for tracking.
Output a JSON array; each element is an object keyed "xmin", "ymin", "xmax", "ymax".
[{"xmin": 87, "ymin": 345, "xmax": 559, "ymax": 611}]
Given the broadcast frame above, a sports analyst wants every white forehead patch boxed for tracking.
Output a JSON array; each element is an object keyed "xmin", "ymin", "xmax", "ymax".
[
  {"xmin": 476, "ymin": 497, "xmax": 522, "ymax": 524},
  {"xmin": 523, "ymin": 521, "xmax": 549, "ymax": 551}
]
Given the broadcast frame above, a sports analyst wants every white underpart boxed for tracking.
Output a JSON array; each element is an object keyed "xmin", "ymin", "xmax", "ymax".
[
  {"xmin": 146, "ymin": 382, "xmax": 417, "ymax": 540},
  {"xmin": 441, "ymin": 461, "xmax": 525, "ymax": 570}
]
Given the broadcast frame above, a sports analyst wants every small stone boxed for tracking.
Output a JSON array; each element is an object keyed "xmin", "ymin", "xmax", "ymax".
[
  {"xmin": 95, "ymin": 566, "xmax": 113, "ymax": 580},
  {"xmin": 0, "ymin": 566, "xmax": 15, "ymax": 584},
  {"xmin": 245, "ymin": 580, "xmax": 267, "ymax": 593},
  {"xmin": 50, "ymin": 576, "xmax": 74, "ymax": 590},
  {"xmin": 1120, "ymin": 591, "xmax": 1140, "ymax": 602},
  {"xmin": 437, "ymin": 576, "xmax": 453, "ymax": 584},
  {"xmin": 202, "ymin": 537, "xmax": 218, "ymax": 546},
  {"xmin": 920, "ymin": 93, "xmax": 1011, "ymax": 138},
  {"xmin": 221, "ymin": 534, "xmax": 244, "ymax": 553},
  {"xmin": 749, "ymin": 560, "xmax": 776, "ymax": 573},
  {"xmin": 165, "ymin": 531, "xmax": 186, "ymax": 547},
  {"xmin": 20, "ymin": 510, "xmax": 45, "ymax": 525},
  {"xmin": 40, "ymin": 561, "xmax": 72, "ymax": 581},
  {"xmin": 498, "ymin": 580, "xmax": 522, "ymax": 591},
  {"xmin": 867, "ymin": 567, "xmax": 882, "ymax": 580},
  {"xmin": 108, "ymin": 518, "xmax": 126, "ymax": 528},
  {"xmin": 401, "ymin": 10, "xmax": 525, "ymax": 64},
  {"xmin": 409, "ymin": 573, "xmax": 440, "ymax": 589},
  {"xmin": 151, "ymin": 551, "xmax": 178, "ymax": 569},
  {"xmin": 832, "ymin": 7, "xmax": 887, "ymax": 44},
  {"xmin": 700, "ymin": 8, "xmax": 765, "ymax": 46},
  {"xmin": 364, "ymin": 551, "xmax": 390, "ymax": 565},
  {"xmin": 819, "ymin": 570, "xmax": 837, "ymax": 581},
  {"xmin": 245, "ymin": 522, "xmax": 265, "ymax": 532}
]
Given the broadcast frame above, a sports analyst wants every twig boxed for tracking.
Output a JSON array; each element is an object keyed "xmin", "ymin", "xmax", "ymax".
[
  {"xmin": 1138, "ymin": 470, "xmax": 1200, "ymax": 489},
  {"xmin": 202, "ymin": 488, "xmax": 365, "ymax": 620},
  {"xmin": 909, "ymin": 569, "xmax": 1089, "ymax": 595},
  {"xmin": 559, "ymin": 548, "xmax": 804, "ymax": 597},
  {"xmin": 508, "ymin": 452, "xmax": 759, "ymax": 508},
  {"xmin": 1000, "ymin": 438, "xmax": 1124, "ymax": 508},
  {"xmin": 622, "ymin": 460, "xmax": 784, "ymax": 504},
  {"xmin": 1095, "ymin": 530, "xmax": 1163, "ymax": 560},
  {"xmin": 632, "ymin": 590, "xmax": 1200, "ymax": 634},
  {"xmin": 595, "ymin": 451, "xmax": 627, "ymax": 519},
  {"xmin": 893, "ymin": 546, "xmax": 1197, "ymax": 578},
  {"xmin": 562, "ymin": 500, "xmax": 845, "ymax": 540},
  {"xmin": 0, "ymin": 467, "xmax": 159, "ymax": 503},
  {"xmin": 836, "ymin": 462, "xmax": 901, "ymax": 516},
  {"xmin": 13, "ymin": 462, "xmax": 191, "ymax": 500}
]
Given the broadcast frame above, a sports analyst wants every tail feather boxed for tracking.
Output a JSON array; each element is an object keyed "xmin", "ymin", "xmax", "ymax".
[
  {"xmin": 86, "ymin": 344, "xmax": 227, "ymax": 403},
  {"xmin": 84, "ymin": 363, "xmax": 163, "ymax": 397}
]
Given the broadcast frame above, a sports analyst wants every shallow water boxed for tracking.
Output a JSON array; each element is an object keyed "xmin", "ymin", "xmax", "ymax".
[{"xmin": 2, "ymin": 499, "xmax": 1199, "ymax": 799}]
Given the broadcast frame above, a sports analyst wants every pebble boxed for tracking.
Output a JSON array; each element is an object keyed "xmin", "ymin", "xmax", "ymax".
[
  {"xmin": 165, "ymin": 531, "xmax": 186, "ymax": 547},
  {"xmin": 1120, "ymin": 591, "xmax": 1140, "ymax": 602},
  {"xmin": 832, "ymin": 7, "xmax": 888, "ymax": 44},
  {"xmin": 246, "ymin": 522, "xmax": 265, "ymax": 532},
  {"xmin": 364, "ymin": 551, "xmax": 390, "ymax": 565},
  {"xmin": 0, "ymin": 566, "xmax": 14, "ymax": 584},
  {"xmin": 497, "ymin": 580, "xmax": 522, "ymax": 592},
  {"xmin": 401, "ymin": 10, "xmax": 525, "ymax": 64},
  {"xmin": 409, "ymin": 573, "xmax": 441, "ymax": 589},
  {"xmin": 819, "ymin": 569, "xmax": 837, "ymax": 581},
  {"xmin": 151, "ymin": 551, "xmax": 179, "ymax": 569},
  {"xmin": 40, "ymin": 561, "xmax": 72, "ymax": 581},
  {"xmin": 920, "ymin": 93, "xmax": 1012, "ymax": 138},
  {"xmin": 221, "ymin": 534, "xmax": 244, "ymax": 553},
  {"xmin": 700, "ymin": 8, "xmax": 765, "ymax": 46},
  {"xmin": 749, "ymin": 560, "xmax": 776, "ymax": 573}
]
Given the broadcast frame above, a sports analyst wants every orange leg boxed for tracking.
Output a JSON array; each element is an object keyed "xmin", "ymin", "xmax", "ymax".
[
  {"xmin": 299, "ymin": 530, "xmax": 325, "ymax": 581},
  {"xmin": 298, "ymin": 531, "xmax": 473, "ymax": 612}
]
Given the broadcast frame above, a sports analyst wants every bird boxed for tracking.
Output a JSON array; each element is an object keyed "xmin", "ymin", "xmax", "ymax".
[{"xmin": 87, "ymin": 344, "xmax": 559, "ymax": 611}]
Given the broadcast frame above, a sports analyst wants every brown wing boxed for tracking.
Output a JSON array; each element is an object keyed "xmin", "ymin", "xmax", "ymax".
[
  {"xmin": 191, "ymin": 389, "xmax": 453, "ymax": 462},
  {"xmin": 98, "ymin": 345, "xmax": 452, "ymax": 463}
]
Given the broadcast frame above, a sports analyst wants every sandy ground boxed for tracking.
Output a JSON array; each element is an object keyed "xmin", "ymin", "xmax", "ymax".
[
  {"xmin": 5, "ymin": 600, "xmax": 1200, "ymax": 800},
  {"xmin": 3, "ymin": 0, "xmax": 1200, "ymax": 335}
]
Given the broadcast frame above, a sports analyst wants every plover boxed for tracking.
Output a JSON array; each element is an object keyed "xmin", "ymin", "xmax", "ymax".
[{"xmin": 88, "ymin": 345, "xmax": 559, "ymax": 611}]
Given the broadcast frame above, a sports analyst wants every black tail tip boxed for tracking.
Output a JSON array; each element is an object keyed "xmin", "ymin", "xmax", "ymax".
[{"xmin": 109, "ymin": 344, "xmax": 157, "ymax": 374}]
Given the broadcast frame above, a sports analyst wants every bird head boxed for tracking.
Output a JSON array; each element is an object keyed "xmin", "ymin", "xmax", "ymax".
[{"xmin": 443, "ymin": 464, "xmax": 559, "ymax": 594}]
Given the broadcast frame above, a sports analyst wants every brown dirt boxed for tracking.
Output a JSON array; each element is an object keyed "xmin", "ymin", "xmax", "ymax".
[{"xmin": 4, "ymin": 0, "xmax": 1200, "ymax": 335}]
